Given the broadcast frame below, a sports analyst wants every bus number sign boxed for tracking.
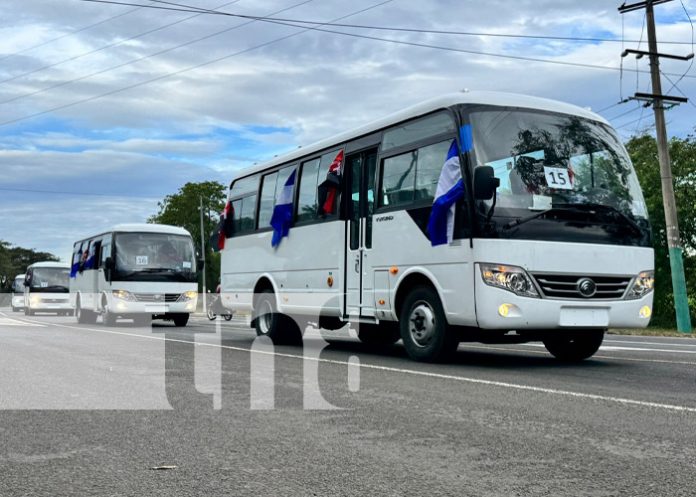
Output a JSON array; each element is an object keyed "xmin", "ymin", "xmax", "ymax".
[{"xmin": 543, "ymin": 166, "xmax": 573, "ymax": 190}]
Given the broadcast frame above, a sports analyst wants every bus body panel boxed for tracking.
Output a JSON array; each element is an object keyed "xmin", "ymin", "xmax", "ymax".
[
  {"xmin": 369, "ymin": 210, "xmax": 477, "ymax": 326},
  {"xmin": 221, "ymin": 222, "xmax": 344, "ymax": 316}
]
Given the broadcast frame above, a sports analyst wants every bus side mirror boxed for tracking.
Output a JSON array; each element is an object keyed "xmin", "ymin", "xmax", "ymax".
[
  {"xmin": 197, "ymin": 259, "xmax": 205, "ymax": 271},
  {"xmin": 473, "ymin": 166, "xmax": 500, "ymax": 200},
  {"xmin": 24, "ymin": 275, "xmax": 31, "ymax": 286}
]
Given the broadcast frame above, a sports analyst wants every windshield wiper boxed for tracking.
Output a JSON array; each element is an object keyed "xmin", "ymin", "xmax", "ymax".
[
  {"xmin": 552, "ymin": 202, "xmax": 645, "ymax": 236},
  {"xmin": 502, "ymin": 206, "xmax": 588, "ymax": 231}
]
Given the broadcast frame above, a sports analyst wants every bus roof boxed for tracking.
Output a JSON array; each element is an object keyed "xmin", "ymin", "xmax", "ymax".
[
  {"xmin": 28, "ymin": 261, "xmax": 70, "ymax": 269},
  {"xmin": 231, "ymin": 91, "xmax": 610, "ymax": 182},
  {"xmin": 110, "ymin": 223, "xmax": 192, "ymax": 236},
  {"xmin": 73, "ymin": 223, "xmax": 192, "ymax": 245}
]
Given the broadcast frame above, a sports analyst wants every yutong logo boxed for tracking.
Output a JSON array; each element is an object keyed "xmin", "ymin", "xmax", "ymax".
[
  {"xmin": 576, "ymin": 278, "xmax": 597, "ymax": 298},
  {"xmin": 375, "ymin": 215, "xmax": 394, "ymax": 222}
]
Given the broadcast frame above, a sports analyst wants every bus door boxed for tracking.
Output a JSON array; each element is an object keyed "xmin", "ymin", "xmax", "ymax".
[{"xmin": 345, "ymin": 148, "xmax": 378, "ymax": 319}]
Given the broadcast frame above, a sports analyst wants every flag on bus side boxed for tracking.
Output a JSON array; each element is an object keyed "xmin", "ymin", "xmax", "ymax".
[
  {"xmin": 212, "ymin": 201, "xmax": 234, "ymax": 252},
  {"xmin": 427, "ymin": 140, "xmax": 466, "ymax": 246},
  {"xmin": 270, "ymin": 169, "xmax": 297, "ymax": 247},
  {"xmin": 317, "ymin": 150, "xmax": 344, "ymax": 216}
]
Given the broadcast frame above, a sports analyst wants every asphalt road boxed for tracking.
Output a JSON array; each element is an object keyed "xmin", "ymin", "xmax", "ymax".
[{"xmin": 1, "ymin": 308, "xmax": 695, "ymax": 496}]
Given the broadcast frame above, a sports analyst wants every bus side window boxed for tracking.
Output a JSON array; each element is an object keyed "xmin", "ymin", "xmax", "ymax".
[
  {"xmin": 297, "ymin": 158, "xmax": 321, "ymax": 223},
  {"xmin": 258, "ymin": 171, "xmax": 279, "ymax": 229},
  {"xmin": 380, "ymin": 140, "xmax": 453, "ymax": 209},
  {"xmin": 92, "ymin": 241, "xmax": 102, "ymax": 269}
]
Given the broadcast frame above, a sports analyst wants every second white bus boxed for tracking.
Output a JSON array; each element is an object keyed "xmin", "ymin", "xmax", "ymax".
[{"xmin": 70, "ymin": 223, "xmax": 200, "ymax": 327}]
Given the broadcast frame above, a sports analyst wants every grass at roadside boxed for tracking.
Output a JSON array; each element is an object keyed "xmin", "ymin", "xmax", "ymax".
[{"xmin": 609, "ymin": 327, "xmax": 695, "ymax": 338}]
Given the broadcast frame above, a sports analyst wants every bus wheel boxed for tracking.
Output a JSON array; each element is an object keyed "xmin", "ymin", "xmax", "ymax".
[
  {"xmin": 25, "ymin": 308, "xmax": 34, "ymax": 316},
  {"xmin": 76, "ymin": 298, "xmax": 96, "ymax": 324},
  {"xmin": 543, "ymin": 330, "xmax": 604, "ymax": 362},
  {"xmin": 357, "ymin": 323, "xmax": 400, "ymax": 346},
  {"xmin": 254, "ymin": 290, "xmax": 301, "ymax": 344},
  {"xmin": 399, "ymin": 286, "xmax": 458, "ymax": 362},
  {"xmin": 102, "ymin": 306, "xmax": 117, "ymax": 327},
  {"xmin": 173, "ymin": 314, "xmax": 189, "ymax": 327}
]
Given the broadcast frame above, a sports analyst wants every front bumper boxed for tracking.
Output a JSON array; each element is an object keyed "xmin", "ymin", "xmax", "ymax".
[
  {"xmin": 475, "ymin": 277, "xmax": 653, "ymax": 330},
  {"xmin": 109, "ymin": 298, "xmax": 197, "ymax": 315},
  {"xmin": 28, "ymin": 301, "xmax": 73, "ymax": 312}
]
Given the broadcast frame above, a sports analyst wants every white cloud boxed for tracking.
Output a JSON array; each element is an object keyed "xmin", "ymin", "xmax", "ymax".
[{"xmin": 0, "ymin": 0, "xmax": 695, "ymax": 255}]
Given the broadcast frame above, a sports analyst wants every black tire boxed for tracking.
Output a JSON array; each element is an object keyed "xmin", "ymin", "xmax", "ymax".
[
  {"xmin": 543, "ymin": 330, "xmax": 604, "ymax": 362},
  {"xmin": 102, "ymin": 306, "xmax": 117, "ymax": 326},
  {"xmin": 254, "ymin": 289, "xmax": 301, "ymax": 345},
  {"xmin": 173, "ymin": 314, "xmax": 189, "ymax": 327},
  {"xmin": 223, "ymin": 314, "xmax": 233, "ymax": 321},
  {"xmin": 76, "ymin": 299, "xmax": 97, "ymax": 324},
  {"xmin": 206, "ymin": 306, "xmax": 216, "ymax": 320},
  {"xmin": 399, "ymin": 286, "xmax": 459, "ymax": 362},
  {"xmin": 357, "ymin": 322, "xmax": 401, "ymax": 346}
]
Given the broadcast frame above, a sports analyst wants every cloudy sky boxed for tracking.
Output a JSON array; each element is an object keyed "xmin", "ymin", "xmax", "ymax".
[{"xmin": 1, "ymin": 0, "xmax": 695, "ymax": 260}]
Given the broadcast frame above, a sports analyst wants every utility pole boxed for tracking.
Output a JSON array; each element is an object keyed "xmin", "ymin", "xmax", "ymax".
[
  {"xmin": 619, "ymin": 0, "xmax": 693, "ymax": 333},
  {"xmin": 199, "ymin": 195, "xmax": 207, "ymax": 314}
]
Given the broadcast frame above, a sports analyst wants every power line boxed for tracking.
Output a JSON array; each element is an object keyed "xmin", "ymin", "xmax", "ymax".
[
  {"xmin": 0, "ymin": 0, "xmax": 242, "ymax": 87},
  {"xmin": 80, "ymin": 0, "xmax": 696, "ymax": 45},
  {"xmin": 0, "ymin": 186, "xmax": 159, "ymax": 199},
  {"xmin": 0, "ymin": 1, "xmax": 152, "ymax": 63},
  {"xmin": 0, "ymin": 0, "xmax": 315, "ymax": 106},
  {"xmin": 607, "ymin": 104, "xmax": 643, "ymax": 121},
  {"xmin": 0, "ymin": 0, "xmax": 395, "ymax": 127}
]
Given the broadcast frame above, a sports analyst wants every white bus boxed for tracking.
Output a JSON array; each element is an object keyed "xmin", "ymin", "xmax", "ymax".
[
  {"xmin": 11, "ymin": 274, "xmax": 26, "ymax": 312},
  {"xmin": 219, "ymin": 91, "xmax": 654, "ymax": 362},
  {"xmin": 24, "ymin": 262, "xmax": 72, "ymax": 316},
  {"xmin": 69, "ymin": 224, "xmax": 199, "ymax": 327}
]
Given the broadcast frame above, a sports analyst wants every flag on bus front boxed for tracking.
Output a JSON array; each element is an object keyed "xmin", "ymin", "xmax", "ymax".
[
  {"xmin": 317, "ymin": 150, "xmax": 343, "ymax": 216},
  {"xmin": 427, "ymin": 140, "xmax": 466, "ymax": 246},
  {"xmin": 270, "ymin": 169, "xmax": 297, "ymax": 247}
]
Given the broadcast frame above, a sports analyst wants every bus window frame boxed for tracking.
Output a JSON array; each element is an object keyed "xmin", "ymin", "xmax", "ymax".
[
  {"xmin": 255, "ymin": 163, "xmax": 298, "ymax": 234},
  {"xmin": 292, "ymin": 147, "xmax": 346, "ymax": 229},
  {"xmin": 374, "ymin": 109, "xmax": 461, "ymax": 215}
]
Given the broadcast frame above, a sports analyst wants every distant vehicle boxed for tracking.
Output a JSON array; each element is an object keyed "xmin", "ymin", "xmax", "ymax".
[
  {"xmin": 69, "ymin": 223, "xmax": 199, "ymax": 327},
  {"xmin": 24, "ymin": 262, "xmax": 72, "ymax": 316},
  {"xmin": 218, "ymin": 91, "xmax": 654, "ymax": 362},
  {"xmin": 11, "ymin": 274, "xmax": 26, "ymax": 312}
]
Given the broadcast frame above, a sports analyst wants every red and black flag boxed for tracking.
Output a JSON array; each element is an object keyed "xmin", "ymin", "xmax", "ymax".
[{"xmin": 317, "ymin": 150, "xmax": 344, "ymax": 217}]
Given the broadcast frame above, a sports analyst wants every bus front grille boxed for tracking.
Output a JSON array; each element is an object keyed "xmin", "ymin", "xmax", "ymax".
[
  {"xmin": 531, "ymin": 274, "xmax": 632, "ymax": 300},
  {"xmin": 133, "ymin": 293, "xmax": 181, "ymax": 303}
]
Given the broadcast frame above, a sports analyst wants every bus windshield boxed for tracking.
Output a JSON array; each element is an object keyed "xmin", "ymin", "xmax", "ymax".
[
  {"xmin": 28, "ymin": 268, "xmax": 70, "ymax": 293},
  {"xmin": 114, "ymin": 232, "xmax": 196, "ymax": 279},
  {"xmin": 13, "ymin": 276, "xmax": 25, "ymax": 293},
  {"xmin": 469, "ymin": 108, "xmax": 648, "ymax": 223}
]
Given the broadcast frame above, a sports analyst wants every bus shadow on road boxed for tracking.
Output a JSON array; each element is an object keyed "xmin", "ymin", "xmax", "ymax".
[{"xmin": 250, "ymin": 337, "xmax": 624, "ymax": 371}]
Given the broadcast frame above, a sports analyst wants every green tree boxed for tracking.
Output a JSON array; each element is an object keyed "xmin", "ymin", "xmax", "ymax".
[
  {"xmin": 148, "ymin": 181, "xmax": 227, "ymax": 292},
  {"xmin": 626, "ymin": 133, "xmax": 696, "ymax": 327},
  {"xmin": 0, "ymin": 241, "xmax": 58, "ymax": 292}
]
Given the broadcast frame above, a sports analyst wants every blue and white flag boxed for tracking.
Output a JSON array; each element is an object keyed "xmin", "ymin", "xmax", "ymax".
[
  {"xmin": 427, "ymin": 128, "xmax": 471, "ymax": 246},
  {"xmin": 270, "ymin": 169, "xmax": 296, "ymax": 247}
]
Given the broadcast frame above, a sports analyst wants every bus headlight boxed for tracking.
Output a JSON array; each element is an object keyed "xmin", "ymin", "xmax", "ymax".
[
  {"xmin": 30, "ymin": 295, "xmax": 42, "ymax": 306},
  {"xmin": 626, "ymin": 271, "xmax": 654, "ymax": 300},
  {"xmin": 112, "ymin": 290, "xmax": 136, "ymax": 301},
  {"xmin": 480, "ymin": 263, "xmax": 539, "ymax": 298},
  {"xmin": 178, "ymin": 291, "xmax": 198, "ymax": 302}
]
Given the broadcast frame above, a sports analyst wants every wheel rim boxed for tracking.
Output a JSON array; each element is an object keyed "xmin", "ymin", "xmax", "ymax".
[
  {"xmin": 258, "ymin": 300, "xmax": 274, "ymax": 334},
  {"xmin": 207, "ymin": 307, "xmax": 216, "ymax": 320},
  {"xmin": 408, "ymin": 301, "xmax": 436, "ymax": 348}
]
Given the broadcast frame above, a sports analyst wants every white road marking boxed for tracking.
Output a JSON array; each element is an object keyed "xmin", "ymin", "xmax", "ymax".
[
  {"xmin": 523, "ymin": 342, "xmax": 696, "ymax": 355},
  {"xmin": 0, "ymin": 316, "xmax": 46, "ymax": 327},
  {"xmin": 460, "ymin": 344, "xmax": 696, "ymax": 366},
  {"xmin": 604, "ymin": 339, "xmax": 696, "ymax": 348},
  {"xmin": 9, "ymin": 315, "xmax": 696, "ymax": 414}
]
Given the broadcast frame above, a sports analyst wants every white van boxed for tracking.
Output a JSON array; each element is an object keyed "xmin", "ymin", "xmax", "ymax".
[
  {"xmin": 69, "ymin": 223, "xmax": 199, "ymax": 327},
  {"xmin": 11, "ymin": 275, "xmax": 26, "ymax": 312},
  {"xmin": 24, "ymin": 262, "xmax": 73, "ymax": 316}
]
